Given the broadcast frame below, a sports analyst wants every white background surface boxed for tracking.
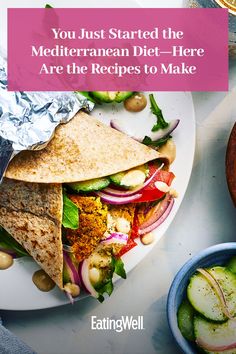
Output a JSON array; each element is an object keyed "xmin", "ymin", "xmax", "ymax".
[{"xmin": 1, "ymin": 0, "xmax": 236, "ymax": 353}]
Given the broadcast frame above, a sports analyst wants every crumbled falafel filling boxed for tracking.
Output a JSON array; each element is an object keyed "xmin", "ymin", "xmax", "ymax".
[
  {"xmin": 64, "ymin": 196, "xmax": 136, "ymax": 262},
  {"xmin": 65, "ymin": 196, "xmax": 108, "ymax": 262}
]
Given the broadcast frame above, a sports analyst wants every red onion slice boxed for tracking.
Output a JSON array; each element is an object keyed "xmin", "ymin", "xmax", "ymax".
[
  {"xmin": 103, "ymin": 163, "xmax": 164, "ymax": 197},
  {"xmin": 63, "ymin": 251, "xmax": 81, "ymax": 286},
  {"xmin": 102, "ymin": 186, "xmax": 141, "ymax": 197},
  {"xmin": 0, "ymin": 248, "xmax": 17, "ymax": 258},
  {"xmin": 110, "ymin": 118, "xmax": 180, "ymax": 142},
  {"xmin": 110, "ymin": 119, "xmax": 141, "ymax": 141},
  {"xmin": 79, "ymin": 259, "xmax": 99, "ymax": 298},
  {"xmin": 197, "ymin": 268, "xmax": 234, "ymax": 320},
  {"xmin": 139, "ymin": 194, "xmax": 172, "ymax": 230},
  {"xmin": 196, "ymin": 337, "xmax": 236, "ymax": 352},
  {"xmin": 101, "ymin": 233, "xmax": 128, "ymax": 245},
  {"xmin": 95, "ymin": 191, "xmax": 142, "ymax": 204},
  {"xmin": 138, "ymin": 196, "xmax": 174, "ymax": 235},
  {"xmin": 149, "ymin": 119, "xmax": 180, "ymax": 142}
]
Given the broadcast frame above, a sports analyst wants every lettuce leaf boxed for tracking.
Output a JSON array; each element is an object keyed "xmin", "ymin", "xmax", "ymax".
[{"xmin": 62, "ymin": 194, "xmax": 79, "ymax": 229}]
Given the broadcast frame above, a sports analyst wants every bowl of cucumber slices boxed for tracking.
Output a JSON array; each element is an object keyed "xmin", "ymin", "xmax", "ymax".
[{"xmin": 167, "ymin": 242, "xmax": 236, "ymax": 354}]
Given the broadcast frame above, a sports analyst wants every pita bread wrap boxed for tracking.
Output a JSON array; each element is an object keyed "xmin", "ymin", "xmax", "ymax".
[
  {"xmin": 5, "ymin": 111, "xmax": 163, "ymax": 183},
  {"xmin": 0, "ymin": 111, "xmax": 172, "ymax": 290},
  {"xmin": 0, "ymin": 179, "xmax": 63, "ymax": 288}
]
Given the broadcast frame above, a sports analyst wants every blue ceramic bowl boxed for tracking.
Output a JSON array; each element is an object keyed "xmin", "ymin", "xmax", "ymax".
[{"xmin": 167, "ymin": 242, "xmax": 236, "ymax": 354}]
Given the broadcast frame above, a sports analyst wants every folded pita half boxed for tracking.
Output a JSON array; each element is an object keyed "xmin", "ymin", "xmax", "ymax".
[
  {"xmin": 0, "ymin": 178, "xmax": 63, "ymax": 288},
  {"xmin": 5, "ymin": 111, "xmax": 163, "ymax": 183}
]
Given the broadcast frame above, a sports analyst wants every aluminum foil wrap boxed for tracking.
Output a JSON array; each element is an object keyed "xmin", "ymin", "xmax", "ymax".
[{"xmin": 0, "ymin": 58, "xmax": 94, "ymax": 182}]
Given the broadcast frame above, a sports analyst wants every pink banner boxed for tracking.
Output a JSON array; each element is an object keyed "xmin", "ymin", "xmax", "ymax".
[{"xmin": 8, "ymin": 8, "xmax": 228, "ymax": 91}]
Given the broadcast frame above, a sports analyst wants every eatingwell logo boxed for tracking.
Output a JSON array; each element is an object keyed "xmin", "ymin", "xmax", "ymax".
[{"xmin": 91, "ymin": 315, "xmax": 145, "ymax": 333}]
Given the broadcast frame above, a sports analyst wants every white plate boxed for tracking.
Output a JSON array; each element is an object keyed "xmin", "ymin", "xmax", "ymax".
[{"xmin": 0, "ymin": 91, "xmax": 195, "ymax": 310}]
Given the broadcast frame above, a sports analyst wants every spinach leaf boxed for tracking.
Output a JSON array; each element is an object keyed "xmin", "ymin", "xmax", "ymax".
[
  {"xmin": 95, "ymin": 256, "xmax": 127, "ymax": 302},
  {"xmin": 97, "ymin": 279, "xmax": 114, "ymax": 297},
  {"xmin": 62, "ymin": 194, "xmax": 79, "ymax": 229},
  {"xmin": 45, "ymin": 4, "xmax": 53, "ymax": 8},
  {"xmin": 112, "ymin": 257, "xmax": 126, "ymax": 279},
  {"xmin": 0, "ymin": 227, "xmax": 28, "ymax": 257},
  {"xmin": 97, "ymin": 295, "xmax": 105, "ymax": 303}
]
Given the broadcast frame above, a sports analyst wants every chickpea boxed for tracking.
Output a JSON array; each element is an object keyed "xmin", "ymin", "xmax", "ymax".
[
  {"xmin": 124, "ymin": 93, "xmax": 147, "ymax": 112},
  {"xmin": 64, "ymin": 283, "xmax": 80, "ymax": 297},
  {"xmin": 89, "ymin": 267, "xmax": 101, "ymax": 285},
  {"xmin": 169, "ymin": 189, "xmax": 179, "ymax": 198},
  {"xmin": 121, "ymin": 170, "xmax": 146, "ymax": 188},
  {"xmin": 32, "ymin": 270, "xmax": 55, "ymax": 292},
  {"xmin": 115, "ymin": 217, "xmax": 131, "ymax": 234},
  {"xmin": 0, "ymin": 251, "xmax": 13, "ymax": 270},
  {"xmin": 154, "ymin": 181, "xmax": 170, "ymax": 193},
  {"xmin": 141, "ymin": 232, "xmax": 154, "ymax": 245}
]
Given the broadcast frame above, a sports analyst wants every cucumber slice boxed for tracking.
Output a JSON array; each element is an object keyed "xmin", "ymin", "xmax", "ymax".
[
  {"xmin": 63, "ymin": 266, "xmax": 71, "ymax": 284},
  {"xmin": 69, "ymin": 177, "xmax": 110, "ymax": 192},
  {"xmin": 91, "ymin": 91, "xmax": 133, "ymax": 103},
  {"xmin": 206, "ymin": 349, "xmax": 236, "ymax": 354},
  {"xmin": 187, "ymin": 267, "xmax": 236, "ymax": 322},
  {"xmin": 177, "ymin": 298, "xmax": 195, "ymax": 341},
  {"xmin": 187, "ymin": 272, "xmax": 227, "ymax": 322},
  {"xmin": 92, "ymin": 91, "xmax": 115, "ymax": 103},
  {"xmin": 226, "ymin": 256, "xmax": 236, "ymax": 275},
  {"xmin": 208, "ymin": 267, "xmax": 236, "ymax": 318},
  {"xmin": 194, "ymin": 315, "xmax": 236, "ymax": 353},
  {"xmin": 115, "ymin": 92, "xmax": 133, "ymax": 103},
  {"xmin": 109, "ymin": 164, "xmax": 149, "ymax": 189}
]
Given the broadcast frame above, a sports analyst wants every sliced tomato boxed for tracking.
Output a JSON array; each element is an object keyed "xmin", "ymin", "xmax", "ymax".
[
  {"xmin": 156, "ymin": 170, "xmax": 175, "ymax": 186},
  {"xmin": 148, "ymin": 162, "xmax": 160, "ymax": 176},
  {"xmin": 117, "ymin": 238, "xmax": 137, "ymax": 257},
  {"xmin": 133, "ymin": 189, "xmax": 164, "ymax": 203},
  {"xmin": 148, "ymin": 162, "xmax": 175, "ymax": 186},
  {"xmin": 133, "ymin": 169, "xmax": 175, "ymax": 203},
  {"xmin": 130, "ymin": 208, "xmax": 140, "ymax": 239}
]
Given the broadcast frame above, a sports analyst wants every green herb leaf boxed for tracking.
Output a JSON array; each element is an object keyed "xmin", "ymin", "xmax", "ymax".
[
  {"xmin": 45, "ymin": 4, "xmax": 53, "ymax": 8},
  {"xmin": 94, "ymin": 256, "xmax": 127, "ymax": 301},
  {"xmin": 142, "ymin": 136, "xmax": 154, "ymax": 145},
  {"xmin": 97, "ymin": 295, "xmax": 105, "ymax": 303},
  {"xmin": 149, "ymin": 94, "xmax": 169, "ymax": 132},
  {"xmin": 62, "ymin": 194, "xmax": 79, "ymax": 229},
  {"xmin": 142, "ymin": 135, "xmax": 171, "ymax": 147},
  {"xmin": 95, "ymin": 278, "xmax": 114, "ymax": 297},
  {"xmin": 0, "ymin": 227, "xmax": 28, "ymax": 257},
  {"xmin": 113, "ymin": 257, "xmax": 126, "ymax": 279},
  {"xmin": 99, "ymin": 279, "xmax": 114, "ymax": 296}
]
